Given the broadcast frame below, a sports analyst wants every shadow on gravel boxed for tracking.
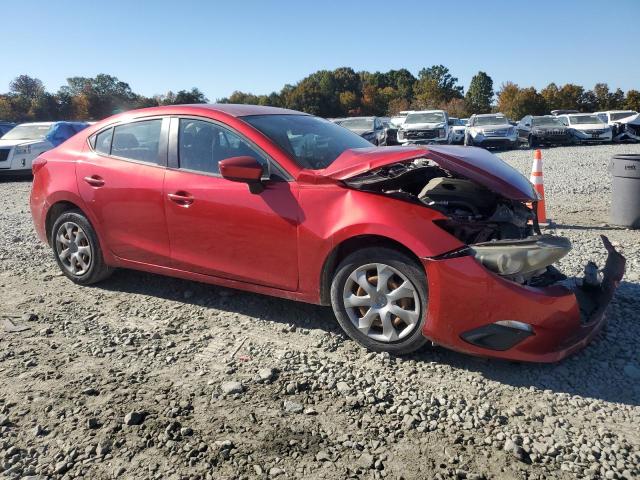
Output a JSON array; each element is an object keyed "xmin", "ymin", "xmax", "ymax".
[{"xmin": 98, "ymin": 269, "xmax": 640, "ymax": 407}]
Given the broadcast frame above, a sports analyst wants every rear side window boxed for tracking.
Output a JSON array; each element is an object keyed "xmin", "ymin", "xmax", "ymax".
[
  {"xmin": 178, "ymin": 119, "xmax": 267, "ymax": 175},
  {"xmin": 112, "ymin": 119, "xmax": 162, "ymax": 164},
  {"xmin": 94, "ymin": 128, "xmax": 113, "ymax": 155}
]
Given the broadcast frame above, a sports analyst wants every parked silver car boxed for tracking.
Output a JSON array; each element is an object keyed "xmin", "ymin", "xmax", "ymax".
[{"xmin": 464, "ymin": 113, "xmax": 518, "ymax": 149}]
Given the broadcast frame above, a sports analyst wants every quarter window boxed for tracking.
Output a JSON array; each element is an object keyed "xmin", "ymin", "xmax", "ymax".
[
  {"xmin": 111, "ymin": 119, "xmax": 162, "ymax": 164},
  {"xmin": 94, "ymin": 128, "xmax": 113, "ymax": 155},
  {"xmin": 178, "ymin": 119, "xmax": 267, "ymax": 175}
]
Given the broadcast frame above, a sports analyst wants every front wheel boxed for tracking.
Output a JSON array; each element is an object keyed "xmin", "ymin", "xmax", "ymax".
[
  {"xmin": 51, "ymin": 210, "xmax": 113, "ymax": 285},
  {"xmin": 527, "ymin": 135, "xmax": 538, "ymax": 149},
  {"xmin": 330, "ymin": 248, "xmax": 428, "ymax": 355}
]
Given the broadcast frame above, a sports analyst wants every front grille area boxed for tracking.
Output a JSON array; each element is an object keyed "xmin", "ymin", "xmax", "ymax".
[
  {"xmin": 405, "ymin": 129, "xmax": 438, "ymax": 140},
  {"xmin": 0, "ymin": 148, "xmax": 10, "ymax": 162},
  {"xmin": 585, "ymin": 129, "xmax": 606, "ymax": 135},
  {"xmin": 545, "ymin": 129, "xmax": 566, "ymax": 136},
  {"xmin": 484, "ymin": 129, "xmax": 509, "ymax": 137}
]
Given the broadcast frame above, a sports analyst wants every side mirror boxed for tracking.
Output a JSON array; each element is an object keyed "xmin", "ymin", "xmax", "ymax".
[{"xmin": 219, "ymin": 156, "xmax": 265, "ymax": 194}]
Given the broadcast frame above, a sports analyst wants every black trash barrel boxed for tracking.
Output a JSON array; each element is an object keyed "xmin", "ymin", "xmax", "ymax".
[{"xmin": 610, "ymin": 154, "xmax": 640, "ymax": 228}]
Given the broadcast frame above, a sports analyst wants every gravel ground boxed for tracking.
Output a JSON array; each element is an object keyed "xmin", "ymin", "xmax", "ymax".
[{"xmin": 0, "ymin": 143, "xmax": 639, "ymax": 480}]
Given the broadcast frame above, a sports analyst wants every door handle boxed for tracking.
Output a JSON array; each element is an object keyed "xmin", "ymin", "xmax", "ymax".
[
  {"xmin": 83, "ymin": 175, "xmax": 105, "ymax": 187},
  {"xmin": 168, "ymin": 192, "xmax": 194, "ymax": 206}
]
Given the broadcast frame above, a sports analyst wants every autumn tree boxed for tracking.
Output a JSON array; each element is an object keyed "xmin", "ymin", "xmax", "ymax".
[
  {"xmin": 625, "ymin": 90, "xmax": 640, "ymax": 111},
  {"xmin": 414, "ymin": 65, "xmax": 463, "ymax": 109}
]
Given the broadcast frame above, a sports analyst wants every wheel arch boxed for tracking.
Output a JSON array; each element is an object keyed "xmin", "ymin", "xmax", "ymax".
[{"xmin": 319, "ymin": 234, "xmax": 423, "ymax": 305}]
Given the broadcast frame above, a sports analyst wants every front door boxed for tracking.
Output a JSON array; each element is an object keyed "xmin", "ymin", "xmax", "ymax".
[{"xmin": 163, "ymin": 117, "xmax": 299, "ymax": 291}]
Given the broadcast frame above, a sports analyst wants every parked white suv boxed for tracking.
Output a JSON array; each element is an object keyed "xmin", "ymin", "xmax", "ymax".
[
  {"xmin": 396, "ymin": 110, "xmax": 451, "ymax": 145},
  {"xmin": 556, "ymin": 114, "xmax": 612, "ymax": 144},
  {"xmin": 0, "ymin": 122, "xmax": 88, "ymax": 176},
  {"xmin": 595, "ymin": 110, "xmax": 639, "ymax": 142}
]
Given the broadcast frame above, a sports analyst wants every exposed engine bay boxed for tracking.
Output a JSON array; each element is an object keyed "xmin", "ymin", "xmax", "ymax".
[{"xmin": 343, "ymin": 158, "xmax": 575, "ymax": 285}]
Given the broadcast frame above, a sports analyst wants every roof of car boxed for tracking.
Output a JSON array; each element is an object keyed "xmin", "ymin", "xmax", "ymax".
[{"xmin": 132, "ymin": 104, "xmax": 309, "ymax": 118}]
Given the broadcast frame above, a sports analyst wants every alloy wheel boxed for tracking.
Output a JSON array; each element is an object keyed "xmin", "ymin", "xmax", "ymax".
[
  {"xmin": 342, "ymin": 263, "xmax": 420, "ymax": 343},
  {"xmin": 55, "ymin": 221, "xmax": 92, "ymax": 276}
]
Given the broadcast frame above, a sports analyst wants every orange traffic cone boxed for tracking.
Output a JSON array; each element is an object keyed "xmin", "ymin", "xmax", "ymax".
[{"xmin": 529, "ymin": 149, "xmax": 548, "ymax": 224}]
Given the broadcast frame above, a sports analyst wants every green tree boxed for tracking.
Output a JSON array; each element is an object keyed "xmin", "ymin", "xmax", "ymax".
[
  {"xmin": 465, "ymin": 71, "xmax": 493, "ymax": 114},
  {"xmin": 10, "ymin": 75, "xmax": 44, "ymax": 100},
  {"xmin": 414, "ymin": 65, "xmax": 463, "ymax": 108}
]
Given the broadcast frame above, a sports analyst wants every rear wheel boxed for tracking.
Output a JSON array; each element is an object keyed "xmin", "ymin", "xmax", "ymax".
[
  {"xmin": 330, "ymin": 248, "xmax": 428, "ymax": 355},
  {"xmin": 51, "ymin": 210, "xmax": 113, "ymax": 285},
  {"xmin": 527, "ymin": 135, "xmax": 538, "ymax": 148}
]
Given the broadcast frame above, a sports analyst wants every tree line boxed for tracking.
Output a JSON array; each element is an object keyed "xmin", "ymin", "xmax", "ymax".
[{"xmin": 1, "ymin": 68, "xmax": 639, "ymax": 123}]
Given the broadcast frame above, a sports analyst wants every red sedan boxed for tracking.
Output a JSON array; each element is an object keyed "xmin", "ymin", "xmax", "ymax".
[{"xmin": 29, "ymin": 105, "xmax": 625, "ymax": 361}]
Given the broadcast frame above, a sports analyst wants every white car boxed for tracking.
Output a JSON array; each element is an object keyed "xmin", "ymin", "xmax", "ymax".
[
  {"xmin": 556, "ymin": 114, "xmax": 612, "ymax": 144},
  {"xmin": 595, "ymin": 110, "xmax": 639, "ymax": 142},
  {"xmin": 396, "ymin": 110, "xmax": 451, "ymax": 145},
  {"xmin": 0, "ymin": 122, "xmax": 88, "ymax": 176},
  {"xmin": 448, "ymin": 118, "xmax": 468, "ymax": 144}
]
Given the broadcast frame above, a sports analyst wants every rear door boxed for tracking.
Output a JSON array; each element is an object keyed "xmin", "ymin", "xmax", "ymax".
[
  {"xmin": 163, "ymin": 117, "xmax": 299, "ymax": 290},
  {"xmin": 76, "ymin": 117, "xmax": 171, "ymax": 265}
]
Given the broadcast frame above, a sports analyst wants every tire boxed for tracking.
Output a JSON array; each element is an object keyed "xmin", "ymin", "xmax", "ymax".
[
  {"xmin": 330, "ymin": 247, "xmax": 428, "ymax": 355},
  {"xmin": 527, "ymin": 135, "xmax": 537, "ymax": 149},
  {"xmin": 51, "ymin": 209, "xmax": 113, "ymax": 285}
]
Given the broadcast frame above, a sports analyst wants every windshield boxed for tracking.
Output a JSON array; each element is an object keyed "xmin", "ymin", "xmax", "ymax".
[
  {"xmin": 474, "ymin": 115, "xmax": 509, "ymax": 126},
  {"xmin": 405, "ymin": 112, "xmax": 444, "ymax": 124},
  {"xmin": 610, "ymin": 111, "xmax": 637, "ymax": 121},
  {"xmin": 390, "ymin": 116, "xmax": 406, "ymax": 126},
  {"xmin": 532, "ymin": 116, "xmax": 563, "ymax": 127},
  {"xmin": 452, "ymin": 118, "xmax": 466, "ymax": 126},
  {"xmin": 2, "ymin": 124, "xmax": 52, "ymax": 141},
  {"xmin": 338, "ymin": 118, "xmax": 374, "ymax": 130},
  {"xmin": 569, "ymin": 115, "xmax": 604, "ymax": 125},
  {"xmin": 243, "ymin": 114, "xmax": 373, "ymax": 170}
]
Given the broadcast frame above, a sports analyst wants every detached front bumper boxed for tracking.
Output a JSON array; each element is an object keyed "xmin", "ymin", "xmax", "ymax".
[{"xmin": 421, "ymin": 236, "xmax": 625, "ymax": 362}]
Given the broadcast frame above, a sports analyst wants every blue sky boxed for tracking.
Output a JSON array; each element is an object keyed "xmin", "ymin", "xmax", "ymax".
[{"xmin": 3, "ymin": 0, "xmax": 638, "ymax": 99}]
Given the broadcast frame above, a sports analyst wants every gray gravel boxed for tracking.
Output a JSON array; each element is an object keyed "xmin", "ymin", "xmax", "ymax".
[{"xmin": 0, "ymin": 143, "xmax": 639, "ymax": 479}]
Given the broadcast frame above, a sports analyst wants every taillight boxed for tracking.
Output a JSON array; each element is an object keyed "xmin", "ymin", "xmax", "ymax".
[{"xmin": 32, "ymin": 157, "xmax": 47, "ymax": 174}]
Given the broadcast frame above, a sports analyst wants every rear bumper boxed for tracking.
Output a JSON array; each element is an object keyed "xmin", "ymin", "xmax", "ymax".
[{"xmin": 421, "ymin": 236, "xmax": 625, "ymax": 363}]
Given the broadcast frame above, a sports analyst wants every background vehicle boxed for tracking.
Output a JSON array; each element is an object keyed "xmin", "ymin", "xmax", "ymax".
[
  {"xmin": 0, "ymin": 121, "xmax": 88, "ymax": 175},
  {"xmin": 389, "ymin": 110, "xmax": 412, "ymax": 127},
  {"xmin": 0, "ymin": 122, "xmax": 16, "ymax": 137},
  {"xmin": 448, "ymin": 117, "xmax": 467, "ymax": 144},
  {"xmin": 30, "ymin": 104, "xmax": 624, "ymax": 362},
  {"xmin": 595, "ymin": 110, "xmax": 639, "ymax": 141},
  {"xmin": 556, "ymin": 114, "xmax": 612, "ymax": 143},
  {"xmin": 551, "ymin": 109, "xmax": 579, "ymax": 116},
  {"xmin": 397, "ymin": 110, "xmax": 451, "ymax": 145},
  {"xmin": 464, "ymin": 113, "xmax": 517, "ymax": 149},
  {"xmin": 517, "ymin": 115, "xmax": 573, "ymax": 148},
  {"xmin": 380, "ymin": 118, "xmax": 399, "ymax": 145},
  {"xmin": 335, "ymin": 116, "xmax": 386, "ymax": 145}
]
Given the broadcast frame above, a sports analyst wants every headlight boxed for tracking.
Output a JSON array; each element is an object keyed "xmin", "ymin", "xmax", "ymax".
[
  {"xmin": 15, "ymin": 145, "xmax": 31, "ymax": 155},
  {"xmin": 471, "ymin": 235, "xmax": 571, "ymax": 277},
  {"xmin": 397, "ymin": 130, "xmax": 405, "ymax": 139}
]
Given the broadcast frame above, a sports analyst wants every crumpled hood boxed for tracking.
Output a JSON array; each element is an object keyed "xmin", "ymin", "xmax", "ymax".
[
  {"xmin": 317, "ymin": 145, "xmax": 537, "ymax": 201},
  {"xmin": 618, "ymin": 113, "xmax": 640, "ymax": 125}
]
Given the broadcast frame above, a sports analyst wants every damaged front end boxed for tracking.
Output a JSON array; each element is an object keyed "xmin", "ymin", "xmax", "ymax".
[{"xmin": 341, "ymin": 152, "xmax": 626, "ymax": 362}]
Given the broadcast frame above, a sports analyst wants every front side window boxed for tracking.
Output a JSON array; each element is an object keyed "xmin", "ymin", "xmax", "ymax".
[
  {"xmin": 111, "ymin": 119, "xmax": 162, "ymax": 163},
  {"xmin": 178, "ymin": 119, "xmax": 267, "ymax": 175}
]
